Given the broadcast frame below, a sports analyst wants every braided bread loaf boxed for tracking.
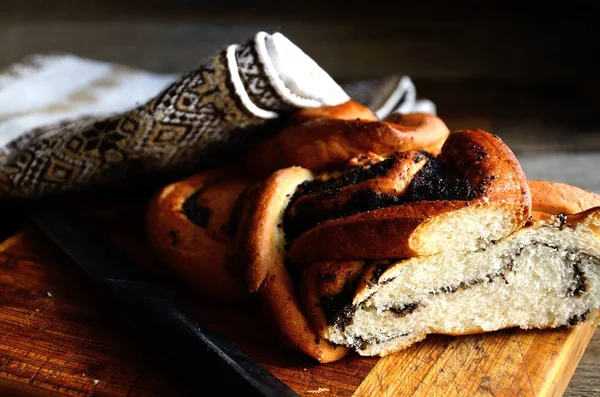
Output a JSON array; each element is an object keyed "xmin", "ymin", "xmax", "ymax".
[
  {"xmin": 235, "ymin": 128, "xmax": 536, "ymax": 362},
  {"xmin": 146, "ymin": 100, "xmax": 600, "ymax": 364},
  {"xmin": 145, "ymin": 100, "xmax": 446, "ymax": 304}
]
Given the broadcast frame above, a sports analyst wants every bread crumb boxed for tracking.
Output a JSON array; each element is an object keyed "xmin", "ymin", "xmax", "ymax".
[
  {"xmin": 47, "ymin": 292, "xmax": 53, "ymax": 297},
  {"xmin": 306, "ymin": 388, "xmax": 330, "ymax": 394},
  {"xmin": 93, "ymin": 379, "xmax": 99, "ymax": 385}
]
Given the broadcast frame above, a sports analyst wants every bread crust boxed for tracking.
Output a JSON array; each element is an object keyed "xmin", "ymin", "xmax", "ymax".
[
  {"xmin": 529, "ymin": 180, "xmax": 600, "ymax": 215},
  {"xmin": 233, "ymin": 166, "xmax": 314, "ymax": 292},
  {"xmin": 259, "ymin": 264, "xmax": 349, "ymax": 363},
  {"xmin": 146, "ymin": 167, "xmax": 250, "ymax": 302},
  {"xmin": 234, "ymin": 167, "xmax": 358, "ymax": 363},
  {"xmin": 293, "ymin": 99, "xmax": 378, "ymax": 123},
  {"xmin": 288, "ymin": 129, "xmax": 531, "ymax": 264},
  {"xmin": 246, "ymin": 111, "xmax": 450, "ymax": 178}
]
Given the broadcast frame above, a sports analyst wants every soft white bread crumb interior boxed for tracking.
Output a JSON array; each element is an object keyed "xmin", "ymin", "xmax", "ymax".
[
  {"xmin": 325, "ymin": 212, "xmax": 600, "ymax": 357},
  {"xmin": 412, "ymin": 203, "xmax": 525, "ymax": 255}
]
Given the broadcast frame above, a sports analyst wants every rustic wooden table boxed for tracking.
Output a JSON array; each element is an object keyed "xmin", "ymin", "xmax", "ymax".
[{"xmin": 1, "ymin": 4, "xmax": 599, "ymax": 396}]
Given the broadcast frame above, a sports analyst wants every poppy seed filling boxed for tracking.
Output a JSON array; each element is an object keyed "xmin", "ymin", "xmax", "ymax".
[
  {"xmin": 182, "ymin": 187, "xmax": 213, "ymax": 228},
  {"xmin": 283, "ymin": 153, "xmax": 476, "ymax": 242},
  {"xmin": 326, "ymin": 242, "xmax": 597, "ymax": 340}
]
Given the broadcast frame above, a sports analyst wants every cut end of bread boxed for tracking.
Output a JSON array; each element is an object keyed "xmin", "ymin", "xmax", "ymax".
[
  {"xmin": 410, "ymin": 202, "xmax": 529, "ymax": 255},
  {"xmin": 321, "ymin": 211, "xmax": 600, "ymax": 357}
]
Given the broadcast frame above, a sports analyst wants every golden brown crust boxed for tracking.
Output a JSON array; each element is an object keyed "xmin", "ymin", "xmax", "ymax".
[
  {"xmin": 259, "ymin": 265, "xmax": 349, "ymax": 363},
  {"xmin": 290, "ymin": 201, "xmax": 470, "ymax": 263},
  {"xmin": 440, "ymin": 130, "xmax": 530, "ymax": 208},
  {"xmin": 232, "ymin": 167, "xmax": 314, "ymax": 292},
  {"xmin": 288, "ymin": 129, "xmax": 531, "ymax": 264},
  {"xmin": 293, "ymin": 100, "xmax": 377, "ymax": 123},
  {"xmin": 529, "ymin": 180, "xmax": 600, "ymax": 215},
  {"xmin": 146, "ymin": 167, "xmax": 250, "ymax": 302},
  {"xmin": 529, "ymin": 210, "xmax": 555, "ymax": 223},
  {"xmin": 233, "ymin": 167, "xmax": 356, "ymax": 363},
  {"xmin": 246, "ymin": 112, "xmax": 450, "ymax": 178}
]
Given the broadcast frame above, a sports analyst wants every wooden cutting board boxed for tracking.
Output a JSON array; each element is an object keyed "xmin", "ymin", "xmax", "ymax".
[{"xmin": 0, "ymin": 195, "xmax": 597, "ymax": 397}]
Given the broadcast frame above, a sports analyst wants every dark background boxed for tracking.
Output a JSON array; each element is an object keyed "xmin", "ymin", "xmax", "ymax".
[{"xmin": 2, "ymin": 1, "xmax": 599, "ymax": 152}]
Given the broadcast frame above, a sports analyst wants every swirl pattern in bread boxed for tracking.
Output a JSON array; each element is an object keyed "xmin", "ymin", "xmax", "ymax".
[
  {"xmin": 235, "ymin": 128, "xmax": 536, "ymax": 362},
  {"xmin": 301, "ymin": 207, "xmax": 600, "ymax": 357}
]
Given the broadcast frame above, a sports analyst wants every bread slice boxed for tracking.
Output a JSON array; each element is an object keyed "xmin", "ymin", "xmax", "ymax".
[{"xmin": 302, "ymin": 207, "xmax": 600, "ymax": 357}]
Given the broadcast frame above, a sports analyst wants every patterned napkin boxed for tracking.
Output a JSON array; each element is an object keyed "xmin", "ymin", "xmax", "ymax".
[{"xmin": 0, "ymin": 31, "xmax": 434, "ymax": 198}]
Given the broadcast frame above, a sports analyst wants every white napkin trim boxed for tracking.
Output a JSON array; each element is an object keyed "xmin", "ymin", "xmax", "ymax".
[
  {"xmin": 374, "ymin": 76, "xmax": 416, "ymax": 119},
  {"xmin": 257, "ymin": 32, "xmax": 350, "ymax": 108},
  {"xmin": 226, "ymin": 44, "xmax": 278, "ymax": 119}
]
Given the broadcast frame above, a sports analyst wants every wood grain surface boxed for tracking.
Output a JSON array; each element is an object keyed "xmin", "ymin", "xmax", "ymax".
[
  {"xmin": 353, "ymin": 324, "xmax": 596, "ymax": 397},
  {"xmin": 0, "ymin": 188, "xmax": 598, "ymax": 397},
  {"xmin": 0, "ymin": 227, "xmax": 187, "ymax": 397},
  {"xmin": 0, "ymin": 196, "xmax": 381, "ymax": 397}
]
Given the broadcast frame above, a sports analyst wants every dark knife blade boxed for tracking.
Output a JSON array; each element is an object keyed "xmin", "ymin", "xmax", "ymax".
[{"xmin": 25, "ymin": 198, "xmax": 299, "ymax": 397}]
